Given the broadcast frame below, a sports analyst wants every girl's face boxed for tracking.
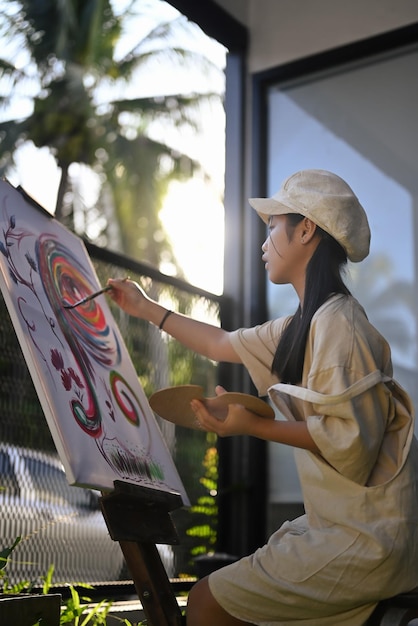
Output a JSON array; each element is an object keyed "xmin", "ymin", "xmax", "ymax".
[{"xmin": 262, "ymin": 215, "xmax": 312, "ymax": 293}]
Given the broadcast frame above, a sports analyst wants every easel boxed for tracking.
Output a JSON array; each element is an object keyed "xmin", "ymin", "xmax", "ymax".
[{"xmin": 100, "ymin": 480, "xmax": 187, "ymax": 626}]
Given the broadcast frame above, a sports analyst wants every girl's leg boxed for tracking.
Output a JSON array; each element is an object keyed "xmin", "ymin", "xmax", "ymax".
[{"xmin": 186, "ymin": 576, "xmax": 255, "ymax": 626}]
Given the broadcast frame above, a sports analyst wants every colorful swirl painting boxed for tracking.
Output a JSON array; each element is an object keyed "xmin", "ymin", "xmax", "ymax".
[{"xmin": 0, "ymin": 180, "xmax": 188, "ymax": 504}]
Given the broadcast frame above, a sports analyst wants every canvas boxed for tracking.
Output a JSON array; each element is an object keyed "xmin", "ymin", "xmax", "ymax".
[{"xmin": 0, "ymin": 179, "xmax": 188, "ymax": 505}]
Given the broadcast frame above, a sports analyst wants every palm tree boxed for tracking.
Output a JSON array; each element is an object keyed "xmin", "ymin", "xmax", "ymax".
[{"xmin": 0, "ymin": 0, "xmax": 224, "ymax": 267}]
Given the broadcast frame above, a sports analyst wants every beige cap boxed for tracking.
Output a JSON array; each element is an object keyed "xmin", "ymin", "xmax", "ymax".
[{"xmin": 249, "ymin": 169, "xmax": 370, "ymax": 262}]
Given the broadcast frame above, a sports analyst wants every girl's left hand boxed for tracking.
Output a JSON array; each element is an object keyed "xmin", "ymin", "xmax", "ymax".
[{"xmin": 190, "ymin": 385, "xmax": 261, "ymax": 437}]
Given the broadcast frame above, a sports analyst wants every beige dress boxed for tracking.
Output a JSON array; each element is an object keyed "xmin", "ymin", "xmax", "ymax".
[{"xmin": 209, "ymin": 294, "xmax": 418, "ymax": 626}]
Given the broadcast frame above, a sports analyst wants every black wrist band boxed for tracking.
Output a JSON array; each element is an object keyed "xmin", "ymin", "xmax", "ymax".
[{"xmin": 159, "ymin": 309, "xmax": 173, "ymax": 331}]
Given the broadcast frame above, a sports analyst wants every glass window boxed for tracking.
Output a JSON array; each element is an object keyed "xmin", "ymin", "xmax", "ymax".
[{"xmin": 265, "ymin": 44, "xmax": 418, "ymax": 503}]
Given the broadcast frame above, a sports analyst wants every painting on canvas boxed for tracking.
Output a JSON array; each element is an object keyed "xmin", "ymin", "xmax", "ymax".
[{"xmin": 0, "ymin": 179, "xmax": 188, "ymax": 504}]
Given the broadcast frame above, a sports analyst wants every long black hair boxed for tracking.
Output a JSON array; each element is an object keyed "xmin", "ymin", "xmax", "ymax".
[{"xmin": 271, "ymin": 214, "xmax": 351, "ymax": 384}]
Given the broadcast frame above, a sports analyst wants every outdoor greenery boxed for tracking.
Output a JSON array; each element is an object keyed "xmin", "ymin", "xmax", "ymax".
[
  {"xmin": 0, "ymin": 540, "xmax": 116, "ymax": 625},
  {"xmin": 0, "ymin": 537, "xmax": 188, "ymax": 625},
  {"xmin": 185, "ymin": 439, "xmax": 218, "ymax": 557},
  {"xmin": 0, "ymin": 0, "xmax": 224, "ymax": 269}
]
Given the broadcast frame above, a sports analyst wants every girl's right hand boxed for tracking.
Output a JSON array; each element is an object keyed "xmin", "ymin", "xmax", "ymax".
[{"xmin": 106, "ymin": 278, "xmax": 150, "ymax": 318}]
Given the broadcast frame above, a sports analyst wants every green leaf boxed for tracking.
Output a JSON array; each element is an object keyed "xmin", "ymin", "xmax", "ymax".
[{"xmin": 0, "ymin": 536, "xmax": 21, "ymax": 570}]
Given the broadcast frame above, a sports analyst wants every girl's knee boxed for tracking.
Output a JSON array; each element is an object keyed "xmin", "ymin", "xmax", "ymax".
[
  {"xmin": 187, "ymin": 577, "xmax": 212, "ymax": 624},
  {"xmin": 186, "ymin": 577, "xmax": 251, "ymax": 626}
]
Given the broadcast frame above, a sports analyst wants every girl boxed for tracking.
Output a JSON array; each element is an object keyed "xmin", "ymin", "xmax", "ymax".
[{"xmin": 108, "ymin": 169, "xmax": 418, "ymax": 626}]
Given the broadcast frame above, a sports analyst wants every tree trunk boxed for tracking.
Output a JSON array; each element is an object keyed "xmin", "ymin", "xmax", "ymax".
[{"xmin": 54, "ymin": 162, "xmax": 69, "ymax": 222}]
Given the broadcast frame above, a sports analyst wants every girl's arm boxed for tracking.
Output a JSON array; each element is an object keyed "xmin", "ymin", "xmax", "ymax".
[
  {"xmin": 107, "ymin": 278, "xmax": 241, "ymax": 363},
  {"xmin": 109, "ymin": 279, "xmax": 316, "ymax": 450},
  {"xmin": 191, "ymin": 387, "xmax": 319, "ymax": 453}
]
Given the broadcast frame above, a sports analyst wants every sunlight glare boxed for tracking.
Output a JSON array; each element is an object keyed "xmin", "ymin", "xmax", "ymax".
[
  {"xmin": 160, "ymin": 178, "xmax": 224, "ymax": 295},
  {"xmin": 6, "ymin": 143, "xmax": 60, "ymax": 214}
]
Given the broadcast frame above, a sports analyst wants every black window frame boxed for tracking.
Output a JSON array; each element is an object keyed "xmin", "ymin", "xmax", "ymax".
[{"xmin": 166, "ymin": 1, "xmax": 269, "ymax": 556}]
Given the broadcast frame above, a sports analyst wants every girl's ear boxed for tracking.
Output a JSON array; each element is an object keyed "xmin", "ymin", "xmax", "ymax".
[{"xmin": 300, "ymin": 218, "xmax": 317, "ymax": 244}]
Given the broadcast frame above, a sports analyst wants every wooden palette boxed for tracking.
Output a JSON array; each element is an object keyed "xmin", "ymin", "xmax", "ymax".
[{"xmin": 148, "ymin": 384, "xmax": 274, "ymax": 430}]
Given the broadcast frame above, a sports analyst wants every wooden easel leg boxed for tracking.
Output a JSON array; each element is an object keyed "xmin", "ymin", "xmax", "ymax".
[
  {"xmin": 119, "ymin": 540, "xmax": 185, "ymax": 626},
  {"xmin": 100, "ymin": 483, "xmax": 188, "ymax": 626}
]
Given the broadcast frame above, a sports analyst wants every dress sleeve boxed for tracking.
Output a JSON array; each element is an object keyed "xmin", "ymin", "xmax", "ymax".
[{"xmin": 229, "ymin": 318, "xmax": 289, "ymax": 396}]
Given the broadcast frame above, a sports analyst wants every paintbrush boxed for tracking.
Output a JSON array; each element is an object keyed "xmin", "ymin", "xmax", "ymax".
[{"xmin": 62, "ymin": 285, "xmax": 112, "ymax": 309}]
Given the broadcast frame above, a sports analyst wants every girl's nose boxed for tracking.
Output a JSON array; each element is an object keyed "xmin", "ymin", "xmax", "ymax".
[{"xmin": 262, "ymin": 239, "xmax": 268, "ymax": 252}]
